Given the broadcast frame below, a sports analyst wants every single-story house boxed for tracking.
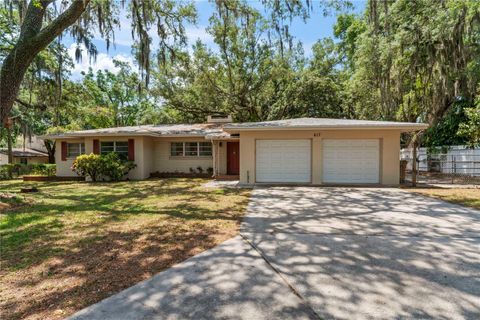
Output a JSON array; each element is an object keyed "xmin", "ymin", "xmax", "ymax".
[
  {"xmin": 0, "ymin": 148, "xmax": 49, "ymax": 165},
  {"xmin": 42, "ymin": 116, "xmax": 427, "ymax": 185}
]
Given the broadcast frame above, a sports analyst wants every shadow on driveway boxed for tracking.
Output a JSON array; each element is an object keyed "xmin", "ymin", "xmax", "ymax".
[
  {"xmin": 243, "ymin": 187, "xmax": 480, "ymax": 319},
  {"xmin": 69, "ymin": 187, "xmax": 480, "ymax": 320},
  {"xmin": 68, "ymin": 236, "xmax": 316, "ymax": 320}
]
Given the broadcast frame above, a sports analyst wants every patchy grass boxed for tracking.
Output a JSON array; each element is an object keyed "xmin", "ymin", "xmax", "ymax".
[
  {"xmin": 0, "ymin": 178, "xmax": 250, "ymax": 320},
  {"xmin": 404, "ymin": 188, "xmax": 480, "ymax": 210}
]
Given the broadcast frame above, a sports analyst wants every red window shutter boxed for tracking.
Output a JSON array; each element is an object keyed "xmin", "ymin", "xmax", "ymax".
[
  {"xmin": 128, "ymin": 139, "xmax": 135, "ymax": 161},
  {"xmin": 93, "ymin": 139, "xmax": 99, "ymax": 154},
  {"xmin": 61, "ymin": 141, "xmax": 67, "ymax": 161}
]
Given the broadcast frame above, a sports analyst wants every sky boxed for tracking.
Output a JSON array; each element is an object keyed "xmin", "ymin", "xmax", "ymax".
[{"xmin": 64, "ymin": 0, "xmax": 366, "ymax": 80}]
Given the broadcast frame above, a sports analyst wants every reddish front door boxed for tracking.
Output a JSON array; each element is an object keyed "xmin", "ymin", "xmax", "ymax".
[{"xmin": 227, "ymin": 142, "xmax": 240, "ymax": 175}]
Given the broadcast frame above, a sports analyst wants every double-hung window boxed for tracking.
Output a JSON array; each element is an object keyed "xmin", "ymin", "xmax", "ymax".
[
  {"xmin": 100, "ymin": 141, "xmax": 129, "ymax": 160},
  {"xmin": 199, "ymin": 142, "xmax": 212, "ymax": 156},
  {"xmin": 170, "ymin": 142, "xmax": 212, "ymax": 157},
  {"xmin": 67, "ymin": 143, "xmax": 85, "ymax": 158}
]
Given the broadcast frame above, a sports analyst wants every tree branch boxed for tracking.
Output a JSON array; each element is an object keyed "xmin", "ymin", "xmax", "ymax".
[{"xmin": 33, "ymin": 0, "xmax": 91, "ymax": 50}]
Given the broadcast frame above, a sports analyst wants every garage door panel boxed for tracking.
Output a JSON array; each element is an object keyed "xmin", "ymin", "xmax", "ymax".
[
  {"xmin": 256, "ymin": 140, "xmax": 311, "ymax": 183},
  {"xmin": 323, "ymin": 139, "xmax": 380, "ymax": 184}
]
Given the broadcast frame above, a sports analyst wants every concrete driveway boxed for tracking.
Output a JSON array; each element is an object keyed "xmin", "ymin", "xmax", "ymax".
[
  {"xmin": 243, "ymin": 187, "xmax": 480, "ymax": 319},
  {"xmin": 70, "ymin": 187, "xmax": 480, "ymax": 320}
]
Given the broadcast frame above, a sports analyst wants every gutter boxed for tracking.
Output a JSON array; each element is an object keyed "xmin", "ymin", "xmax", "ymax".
[
  {"xmin": 223, "ymin": 125, "xmax": 429, "ymax": 132},
  {"xmin": 39, "ymin": 133, "xmax": 213, "ymax": 139}
]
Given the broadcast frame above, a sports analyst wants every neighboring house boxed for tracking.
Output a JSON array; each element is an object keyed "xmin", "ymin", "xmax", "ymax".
[
  {"xmin": 42, "ymin": 116, "xmax": 427, "ymax": 185},
  {"xmin": 0, "ymin": 148, "xmax": 49, "ymax": 165}
]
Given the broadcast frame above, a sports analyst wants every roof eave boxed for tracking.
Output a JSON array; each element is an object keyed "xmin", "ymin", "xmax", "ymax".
[
  {"xmin": 40, "ymin": 132, "xmax": 162, "ymax": 139},
  {"xmin": 223, "ymin": 125, "xmax": 428, "ymax": 132}
]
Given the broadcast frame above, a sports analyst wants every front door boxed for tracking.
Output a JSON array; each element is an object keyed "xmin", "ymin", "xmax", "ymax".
[{"xmin": 227, "ymin": 142, "xmax": 240, "ymax": 175}]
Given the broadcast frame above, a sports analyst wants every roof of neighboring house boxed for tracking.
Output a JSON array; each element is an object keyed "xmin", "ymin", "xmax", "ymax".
[
  {"xmin": 224, "ymin": 118, "xmax": 428, "ymax": 132},
  {"xmin": 41, "ymin": 117, "xmax": 428, "ymax": 139},
  {"xmin": 0, "ymin": 148, "xmax": 49, "ymax": 158}
]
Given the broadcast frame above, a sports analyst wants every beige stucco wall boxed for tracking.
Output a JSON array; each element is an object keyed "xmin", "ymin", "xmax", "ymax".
[
  {"xmin": 0, "ymin": 153, "xmax": 8, "ymax": 165},
  {"xmin": 55, "ymin": 139, "xmax": 85, "ymax": 177},
  {"xmin": 152, "ymin": 138, "xmax": 213, "ymax": 174},
  {"xmin": 54, "ymin": 136, "xmax": 216, "ymax": 179},
  {"xmin": 238, "ymin": 129, "xmax": 401, "ymax": 186},
  {"xmin": 55, "ymin": 136, "xmax": 151, "ymax": 180}
]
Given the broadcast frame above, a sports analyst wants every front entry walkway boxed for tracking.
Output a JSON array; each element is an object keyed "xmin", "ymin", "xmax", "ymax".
[{"xmin": 69, "ymin": 187, "xmax": 480, "ymax": 320}]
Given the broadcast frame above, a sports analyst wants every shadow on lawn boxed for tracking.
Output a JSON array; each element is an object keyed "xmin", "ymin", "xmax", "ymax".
[
  {"xmin": 0, "ymin": 178, "xmax": 250, "ymax": 320},
  {"xmin": 4, "ymin": 223, "xmax": 222, "ymax": 320},
  {"xmin": 57, "ymin": 187, "xmax": 480, "ymax": 320}
]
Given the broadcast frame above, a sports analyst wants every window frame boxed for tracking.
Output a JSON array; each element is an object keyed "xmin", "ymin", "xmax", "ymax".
[
  {"xmin": 67, "ymin": 142, "xmax": 85, "ymax": 158},
  {"xmin": 100, "ymin": 141, "xmax": 129, "ymax": 160},
  {"xmin": 170, "ymin": 142, "xmax": 212, "ymax": 157}
]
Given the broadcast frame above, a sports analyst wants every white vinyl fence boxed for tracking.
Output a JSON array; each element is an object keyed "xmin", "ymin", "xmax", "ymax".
[{"xmin": 400, "ymin": 146, "xmax": 480, "ymax": 177}]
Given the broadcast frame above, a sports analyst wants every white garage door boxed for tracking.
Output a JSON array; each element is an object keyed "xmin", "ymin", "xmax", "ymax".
[
  {"xmin": 256, "ymin": 140, "xmax": 311, "ymax": 183},
  {"xmin": 323, "ymin": 139, "xmax": 380, "ymax": 184}
]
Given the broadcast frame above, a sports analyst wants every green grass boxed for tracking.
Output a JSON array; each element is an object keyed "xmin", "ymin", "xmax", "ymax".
[
  {"xmin": 404, "ymin": 188, "xmax": 480, "ymax": 210},
  {"xmin": 0, "ymin": 178, "xmax": 250, "ymax": 320}
]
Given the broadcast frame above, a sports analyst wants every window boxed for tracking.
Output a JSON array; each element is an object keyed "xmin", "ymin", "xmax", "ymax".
[
  {"xmin": 20, "ymin": 158, "xmax": 28, "ymax": 165},
  {"xmin": 185, "ymin": 142, "xmax": 198, "ymax": 156},
  {"xmin": 170, "ymin": 142, "xmax": 184, "ymax": 156},
  {"xmin": 199, "ymin": 142, "xmax": 212, "ymax": 156},
  {"xmin": 170, "ymin": 142, "xmax": 212, "ymax": 157},
  {"xmin": 67, "ymin": 143, "xmax": 85, "ymax": 158},
  {"xmin": 101, "ymin": 141, "xmax": 129, "ymax": 160}
]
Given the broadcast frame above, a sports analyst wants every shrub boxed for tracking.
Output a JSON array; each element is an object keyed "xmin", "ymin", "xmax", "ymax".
[
  {"xmin": 72, "ymin": 154, "xmax": 103, "ymax": 181},
  {"xmin": 207, "ymin": 167, "xmax": 214, "ymax": 175},
  {"xmin": 0, "ymin": 164, "xmax": 16, "ymax": 180},
  {"xmin": 72, "ymin": 153, "xmax": 136, "ymax": 182},
  {"xmin": 99, "ymin": 153, "xmax": 136, "ymax": 181},
  {"xmin": 0, "ymin": 163, "xmax": 56, "ymax": 179},
  {"xmin": 30, "ymin": 164, "xmax": 56, "ymax": 176},
  {"xmin": 196, "ymin": 166, "xmax": 204, "ymax": 173}
]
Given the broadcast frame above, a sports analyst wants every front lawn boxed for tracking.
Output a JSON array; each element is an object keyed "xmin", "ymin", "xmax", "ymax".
[
  {"xmin": 0, "ymin": 178, "xmax": 250, "ymax": 320},
  {"xmin": 404, "ymin": 187, "xmax": 480, "ymax": 210}
]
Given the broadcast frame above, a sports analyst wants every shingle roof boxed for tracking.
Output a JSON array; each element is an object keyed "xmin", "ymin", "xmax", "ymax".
[
  {"xmin": 224, "ymin": 118, "xmax": 428, "ymax": 131},
  {"xmin": 41, "ymin": 117, "xmax": 428, "ymax": 139},
  {"xmin": 0, "ymin": 148, "xmax": 48, "ymax": 157},
  {"xmin": 42, "ymin": 123, "xmax": 228, "ymax": 139}
]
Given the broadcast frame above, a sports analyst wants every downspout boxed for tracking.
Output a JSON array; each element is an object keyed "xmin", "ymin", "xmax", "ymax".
[{"xmin": 210, "ymin": 138, "xmax": 217, "ymax": 178}]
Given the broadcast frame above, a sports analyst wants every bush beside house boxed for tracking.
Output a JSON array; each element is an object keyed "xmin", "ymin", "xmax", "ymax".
[{"xmin": 72, "ymin": 153, "xmax": 136, "ymax": 182}]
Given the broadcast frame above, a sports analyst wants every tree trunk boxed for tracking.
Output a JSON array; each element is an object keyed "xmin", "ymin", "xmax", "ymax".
[
  {"xmin": 6, "ymin": 126, "xmax": 13, "ymax": 163},
  {"xmin": 44, "ymin": 140, "xmax": 56, "ymax": 163},
  {"xmin": 0, "ymin": 0, "xmax": 90, "ymax": 127}
]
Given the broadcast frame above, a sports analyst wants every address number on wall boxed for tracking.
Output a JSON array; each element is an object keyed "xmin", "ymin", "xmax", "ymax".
[{"xmin": 313, "ymin": 133, "xmax": 321, "ymax": 137}]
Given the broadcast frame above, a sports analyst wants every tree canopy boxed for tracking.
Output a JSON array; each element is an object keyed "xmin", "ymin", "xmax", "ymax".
[{"xmin": 1, "ymin": 0, "xmax": 480, "ymax": 158}]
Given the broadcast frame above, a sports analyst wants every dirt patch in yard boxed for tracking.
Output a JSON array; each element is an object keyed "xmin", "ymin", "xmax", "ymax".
[{"xmin": 0, "ymin": 178, "xmax": 250, "ymax": 320}]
